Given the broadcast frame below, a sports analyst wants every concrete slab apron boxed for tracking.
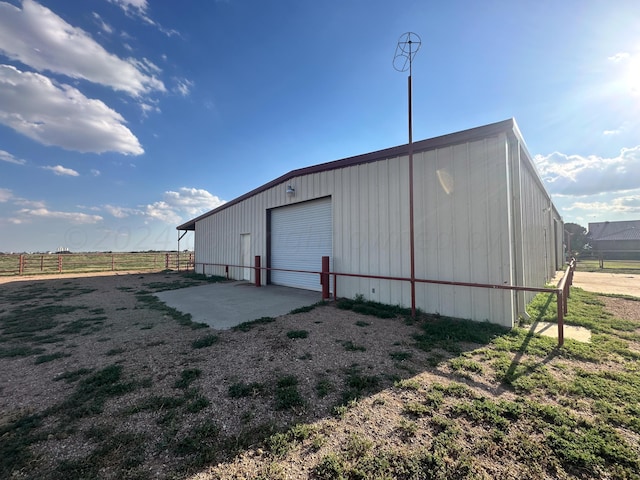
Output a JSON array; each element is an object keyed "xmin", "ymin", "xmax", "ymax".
[{"xmin": 154, "ymin": 282, "xmax": 321, "ymax": 330}]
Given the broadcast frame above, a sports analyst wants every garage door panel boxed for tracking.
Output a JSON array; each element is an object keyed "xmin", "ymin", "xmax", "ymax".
[{"xmin": 271, "ymin": 197, "xmax": 332, "ymax": 291}]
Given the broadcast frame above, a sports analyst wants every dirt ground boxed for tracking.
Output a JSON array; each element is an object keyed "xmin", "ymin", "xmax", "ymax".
[
  {"xmin": 1, "ymin": 270, "xmax": 639, "ymax": 479},
  {"xmin": 570, "ymin": 271, "xmax": 640, "ymax": 297}
]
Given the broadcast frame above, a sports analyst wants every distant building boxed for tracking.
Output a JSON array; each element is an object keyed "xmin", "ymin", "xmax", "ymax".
[
  {"xmin": 589, "ymin": 220, "xmax": 640, "ymax": 260},
  {"xmin": 178, "ymin": 119, "xmax": 563, "ymax": 328}
]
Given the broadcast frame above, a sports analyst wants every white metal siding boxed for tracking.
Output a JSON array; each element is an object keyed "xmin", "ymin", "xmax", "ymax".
[
  {"xmin": 270, "ymin": 197, "xmax": 332, "ymax": 291},
  {"xmin": 192, "ymin": 128, "xmax": 557, "ymax": 328}
]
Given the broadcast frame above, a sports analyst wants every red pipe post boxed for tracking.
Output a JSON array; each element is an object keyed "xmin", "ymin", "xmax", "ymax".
[
  {"xmin": 255, "ymin": 255, "xmax": 261, "ymax": 287},
  {"xmin": 321, "ymin": 256, "xmax": 330, "ymax": 300},
  {"xmin": 557, "ymin": 290, "xmax": 564, "ymax": 347}
]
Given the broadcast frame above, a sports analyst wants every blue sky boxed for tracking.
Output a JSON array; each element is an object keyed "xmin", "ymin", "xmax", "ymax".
[{"xmin": 0, "ymin": 0, "xmax": 639, "ymax": 253}]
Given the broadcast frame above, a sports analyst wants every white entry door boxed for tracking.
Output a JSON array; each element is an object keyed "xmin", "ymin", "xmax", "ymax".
[{"xmin": 240, "ymin": 233, "xmax": 251, "ymax": 281}]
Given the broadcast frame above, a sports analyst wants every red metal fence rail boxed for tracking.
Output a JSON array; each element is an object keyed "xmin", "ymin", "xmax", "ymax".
[
  {"xmin": 0, "ymin": 252, "xmax": 194, "ymax": 277},
  {"xmin": 197, "ymin": 256, "xmax": 577, "ymax": 346}
]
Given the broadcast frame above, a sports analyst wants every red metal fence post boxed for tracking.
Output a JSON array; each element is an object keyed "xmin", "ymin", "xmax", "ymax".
[
  {"xmin": 557, "ymin": 290, "xmax": 564, "ymax": 347},
  {"xmin": 333, "ymin": 273, "xmax": 337, "ymax": 300},
  {"xmin": 255, "ymin": 256, "xmax": 261, "ymax": 287},
  {"xmin": 58, "ymin": 255, "xmax": 62, "ymax": 273},
  {"xmin": 165, "ymin": 253, "xmax": 169, "ymax": 270},
  {"xmin": 321, "ymin": 256, "xmax": 330, "ymax": 300},
  {"xmin": 111, "ymin": 254, "xmax": 115, "ymax": 271},
  {"xmin": 19, "ymin": 254, "xmax": 24, "ymax": 275},
  {"xmin": 40, "ymin": 255, "xmax": 44, "ymax": 272}
]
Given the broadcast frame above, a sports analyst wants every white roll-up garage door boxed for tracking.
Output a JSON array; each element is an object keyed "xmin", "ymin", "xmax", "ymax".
[{"xmin": 270, "ymin": 197, "xmax": 332, "ymax": 291}]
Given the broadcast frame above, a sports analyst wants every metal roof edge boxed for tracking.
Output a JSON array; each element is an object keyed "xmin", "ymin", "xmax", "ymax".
[{"xmin": 177, "ymin": 118, "xmax": 517, "ymax": 230}]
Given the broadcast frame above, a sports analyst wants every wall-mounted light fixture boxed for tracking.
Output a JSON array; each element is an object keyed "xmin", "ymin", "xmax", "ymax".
[{"xmin": 286, "ymin": 185, "xmax": 295, "ymax": 197}]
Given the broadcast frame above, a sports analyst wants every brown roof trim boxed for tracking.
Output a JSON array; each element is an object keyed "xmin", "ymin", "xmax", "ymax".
[{"xmin": 177, "ymin": 118, "xmax": 517, "ymax": 230}]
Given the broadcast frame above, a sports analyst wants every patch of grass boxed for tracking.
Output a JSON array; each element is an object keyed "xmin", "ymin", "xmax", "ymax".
[
  {"xmin": 337, "ymin": 296, "xmax": 410, "ymax": 318},
  {"xmin": 54, "ymin": 368, "xmax": 93, "ymax": 383},
  {"xmin": 315, "ymin": 378, "xmax": 333, "ymax": 397},
  {"xmin": 397, "ymin": 418, "xmax": 419, "ymax": 438},
  {"xmin": 286, "ymin": 330, "xmax": 308, "ymax": 339},
  {"xmin": 0, "ymin": 345, "xmax": 46, "ymax": 358},
  {"xmin": 34, "ymin": 352, "xmax": 70, "ymax": 364},
  {"xmin": 232, "ymin": 316, "xmax": 276, "ymax": 332},
  {"xmin": 59, "ymin": 316, "xmax": 107, "ymax": 335},
  {"xmin": 341, "ymin": 340, "xmax": 366, "ymax": 352},
  {"xmin": 394, "ymin": 378, "xmax": 421, "ymax": 391},
  {"xmin": 451, "ymin": 397, "xmax": 523, "ymax": 431},
  {"xmin": 135, "ymin": 294, "xmax": 208, "ymax": 329},
  {"xmin": 182, "ymin": 272, "xmax": 227, "ymax": 283},
  {"xmin": 191, "ymin": 334, "xmax": 219, "ymax": 349},
  {"xmin": 185, "ymin": 394, "xmax": 210, "ymax": 413},
  {"xmin": 228, "ymin": 381, "xmax": 266, "ymax": 398},
  {"xmin": 414, "ymin": 316, "xmax": 508, "ymax": 354},
  {"xmin": 389, "ymin": 351, "xmax": 412, "ymax": 362},
  {"xmin": 53, "ymin": 364, "xmax": 137, "ymax": 419},
  {"xmin": 2, "ymin": 305, "xmax": 85, "ymax": 336},
  {"xmin": 105, "ymin": 347, "xmax": 126, "ymax": 356},
  {"xmin": 0, "ymin": 412, "xmax": 45, "ymax": 476},
  {"xmin": 289, "ymin": 302, "xmax": 324, "ymax": 314},
  {"xmin": 123, "ymin": 395, "xmax": 187, "ymax": 416},
  {"xmin": 173, "ymin": 419, "xmax": 221, "ymax": 467},
  {"xmin": 449, "ymin": 357, "xmax": 483, "ymax": 375},
  {"xmin": 275, "ymin": 375, "xmax": 304, "ymax": 410},
  {"xmin": 341, "ymin": 366, "xmax": 380, "ymax": 403},
  {"xmin": 174, "ymin": 368, "xmax": 202, "ymax": 389}
]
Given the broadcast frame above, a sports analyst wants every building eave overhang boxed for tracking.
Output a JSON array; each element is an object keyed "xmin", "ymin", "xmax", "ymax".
[{"xmin": 177, "ymin": 118, "xmax": 520, "ymax": 231}]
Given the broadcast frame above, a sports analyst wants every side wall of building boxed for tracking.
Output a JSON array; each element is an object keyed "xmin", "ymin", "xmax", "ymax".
[{"xmin": 194, "ymin": 132, "xmax": 552, "ymax": 327}]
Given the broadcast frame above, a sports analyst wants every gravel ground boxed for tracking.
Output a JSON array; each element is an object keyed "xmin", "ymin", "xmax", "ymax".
[{"xmin": 1, "ymin": 270, "xmax": 639, "ymax": 479}]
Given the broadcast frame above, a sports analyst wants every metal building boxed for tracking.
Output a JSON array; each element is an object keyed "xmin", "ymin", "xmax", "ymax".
[{"xmin": 178, "ymin": 119, "xmax": 563, "ymax": 328}]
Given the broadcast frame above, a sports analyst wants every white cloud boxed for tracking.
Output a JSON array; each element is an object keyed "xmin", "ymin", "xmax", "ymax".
[
  {"xmin": 565, "ymin": 194, "xmax": 640, "ymax": 214},
  {"xmin": 534, "ymin": 146, "xmax": 640, "ymax": 196},
  {"xmin": 144, "ymin": 188, "xmax": 225, "ymax": 224},
  {"xmin": 15, "ymin": 208, "xmax": 103, "ymax": 224},
  {"xmin": 0, "ymin": 0, "xmax": 165, "ymax": 96},
  {"xmin": 0, "ymin": 65, "xmax": 144, "ymax": 155},
  {"xmin": 92, "ymin": 12, "xmax": 113, "ymax": 34},
  {"xmin": 108, "ymin": 0, "xmax": 179, "ymax": 37},
  {"xmin": 174, "ymin": 78, "xmax": 194, "ymax": 97},
  {"xmin": 104, "ymin": 204, "xmax": 136, "ymax": 218},
  {"xmin": 608, "ymin": 52, "xmax": 630, "ymax": 62},
  {"xmin": 101, "ymin": 188, "xmax": 224, "ymax": 224},
  {"xmin": 0, "ymin": 187, "xmax": 12, "ymax": 202},
  {"xmin": 91, "ymin": 169, "xmax": 101, "ymax": 176},
  {"xmin": 603, "ymin": 129, "xmax": 620, "ymax": 136},
  {"xmin": 43, "ymin": 165, "xmax": 80, "ymax": 176},
  {"xmin": 0, "ymin": 149, "xmax": 26, "ymax": 165}
]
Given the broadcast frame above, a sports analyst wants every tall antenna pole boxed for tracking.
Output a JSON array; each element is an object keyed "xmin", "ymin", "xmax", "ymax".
[{"xmin": 394, "ymin": 32, "xmax": 421, "ymax": 317}]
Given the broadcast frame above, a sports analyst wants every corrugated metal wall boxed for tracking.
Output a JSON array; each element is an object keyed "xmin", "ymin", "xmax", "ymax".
[{"xmin": 194, "ymin": 131, "xmax": 557, "ymax": 328}]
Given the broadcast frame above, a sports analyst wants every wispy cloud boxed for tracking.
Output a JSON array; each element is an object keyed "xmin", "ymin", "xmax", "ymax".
[
  {"xmin": 42, "ymin": 165, "xmax": 80, "ymax": 176},
  {"xmin": 565, "ymin": 194, "xmax": 640, "ymax": 214},
  {"xmin": 174, "ymin": 78, "xmax": 194, "ymax": 97},
  {"xmin": 534, "ymin": 146, "xmax": 640, "ymax": 196},
  {"xmin": 103, "ymin": 187, "xmax": 225, "ymax": 224},
  {"xmin": 92, "ymin": 12, "xmax": 113, "ymax": 34},
  {"xmin": 0, "ymin": 187, "xmax": 12, "ymax": 202},
  {"xmin": 108, "ymin": 0, "xmax": 179, "ymax": 37},
  {"xmin": 0, "ymin": 65, "xmax": 143, "ymax": 155},
  {"xmin": 14, "ymin": 208, "xmax": 103, "ymax": 224},
  {"xmin": 0, "ymin": 149, "xmax": 26, "ymax": 165},
  {"xmin": 0, "ymin": 0, "xmax": 165, "ymax": 96},
  {"xmin": 608, "ymin": 52, "xmax": 630, "ymax": 63}
]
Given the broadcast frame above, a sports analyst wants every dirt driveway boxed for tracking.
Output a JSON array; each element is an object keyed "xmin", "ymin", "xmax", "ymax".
[{"xmin": 570, "ymin": 271, "xmax": 640, "ymax": 297}]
